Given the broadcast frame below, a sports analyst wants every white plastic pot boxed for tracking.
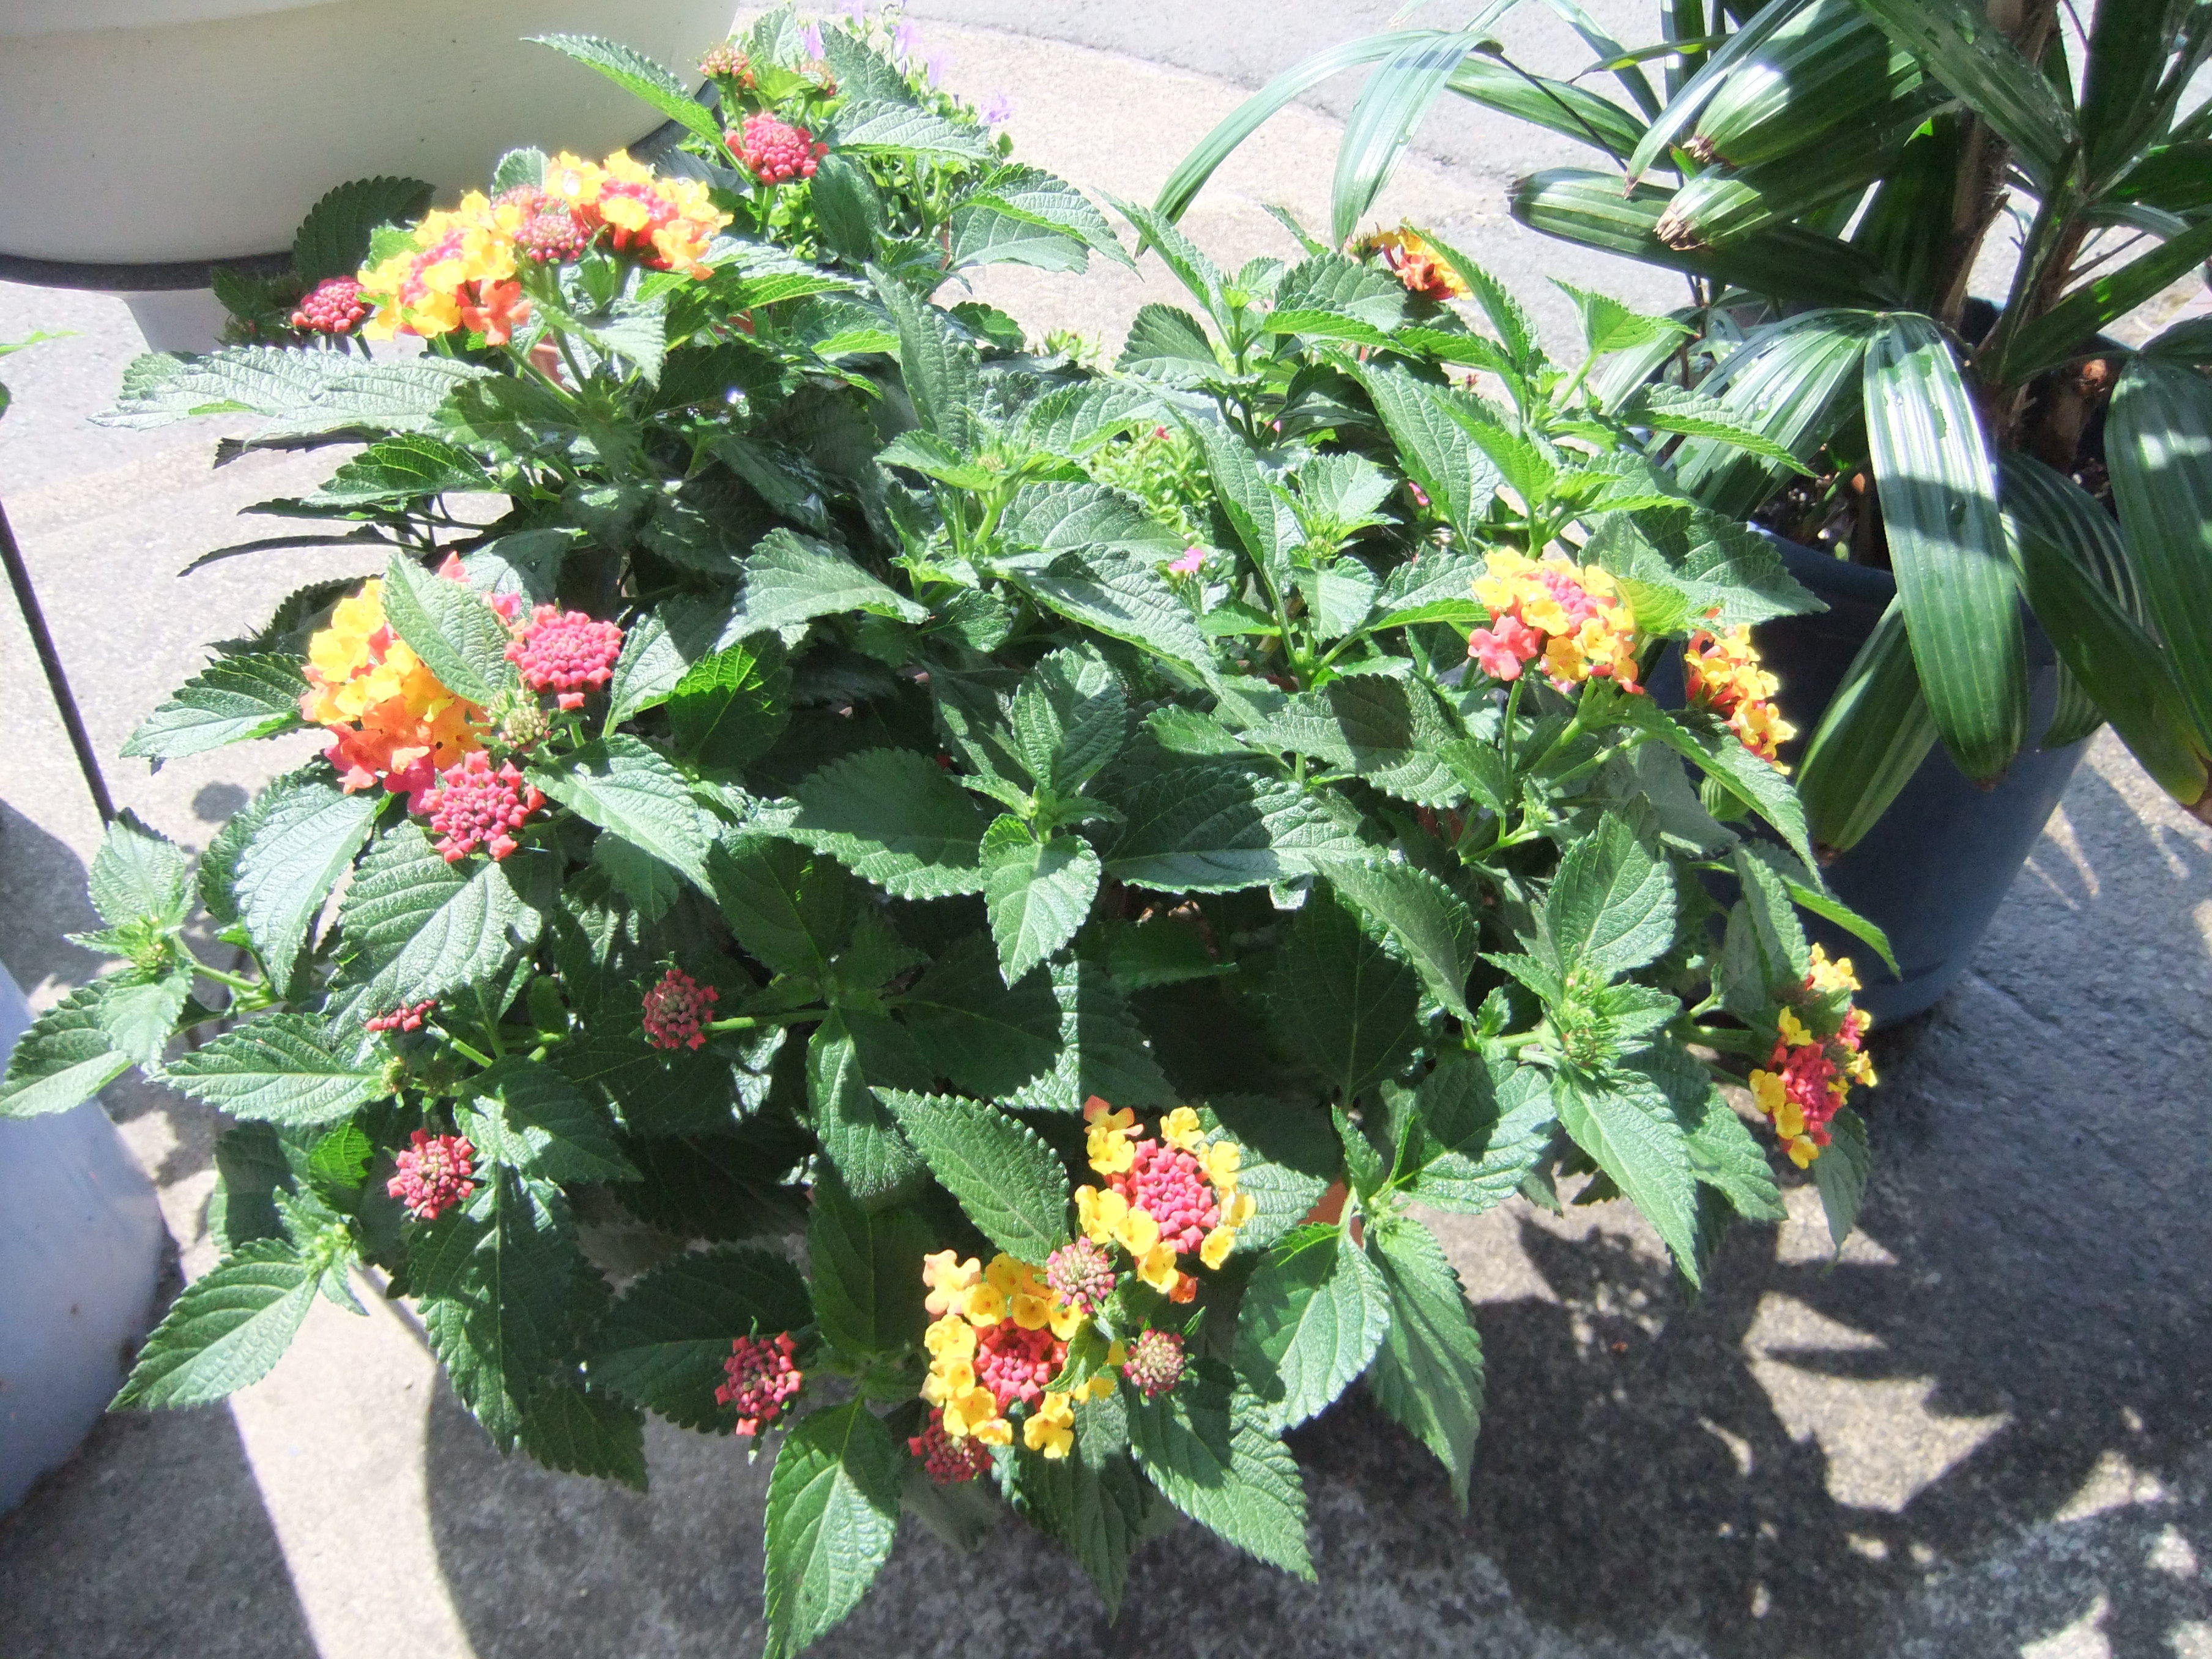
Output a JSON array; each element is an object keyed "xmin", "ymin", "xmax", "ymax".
[
  {"xmin": 0, "ymin": 962, "xmax": 165, "ymax": 1514},
  {"xmin": 0, "ymin": 0, "xmax": 736, "ymax": 265}
]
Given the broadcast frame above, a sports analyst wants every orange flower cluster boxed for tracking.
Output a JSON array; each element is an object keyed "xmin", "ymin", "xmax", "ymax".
[
  {"xmin": 1749, "ymin": 946, "xmax": 1876, "ymax": 1167},
  {"xmin": 1685, "ymin": 623, "xmax": 1795, "ymax": 766},
  {"xmin": 358, "ymin": 150, "xmax": 730, "ymax": 343},
  {"xmin": 1360, "ymin": 225, "xmax": 1469, "ymax": 302},
  {"xmin": 1468, "ymin": 550, "xmax": 1642, "ymax": 692},
  {"xmin": 300, "ymin": 579, "xmax": 483, "ymax": 807}
]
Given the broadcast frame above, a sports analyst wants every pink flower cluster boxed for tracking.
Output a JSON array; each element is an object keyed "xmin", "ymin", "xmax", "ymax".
[
  {"xmin": 909, "ymin": 1407, "xmax": 994, "ymax": 1485},
  {"xmin": 972, "ymin": 1321, "xmax": 1066, "ymax": 1412},
  {"xmin": 365, "ymin": 998, "xmax": 437, "ymax": 1034},
  {"xmin": 422, "ymin": 751, "xmax": 546, "ymax": 862},
  {"xmin": 387, "ymin": 1130, "xmax": 476, "ymax": 1220},
  {"xmin": 728, "ymin": 113, "xmax": 827, "ymax": 183},
  {"xmin": 1044, "ymin": 1238, "xmax": 1118, "ymax": 1317},
  {"xmin": 505, "ymin": 605, "xmax": 623, "ymax": 711},
  {"xmin": 292, "ymin": 275, "xmax": 369, "ymax": 335},
  {"xmin": 1118, "ymin": 1138, "xmax": 1220, "ymax": 1255},
  {"xmin": 716, "ymin": 1332, "xmax": 803, "ymax": 1436},
  {"xmin": 1121, "ymin": 1327, "xmax": 1186, "ymax": 1400},
  {"xmin": 642, "ymin": 967, "xmax": 718, "ymax": 1050}
]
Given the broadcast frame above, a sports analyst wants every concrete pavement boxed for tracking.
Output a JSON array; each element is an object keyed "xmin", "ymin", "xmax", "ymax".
[{"xmin": 2, "ymin": 8, "xmax": 2209, "ymax": 1657}]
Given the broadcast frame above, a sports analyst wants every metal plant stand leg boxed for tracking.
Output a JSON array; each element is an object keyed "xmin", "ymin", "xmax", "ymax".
[{"xmin": 0, "ymin": 492, "xmax": 114, "ymax": 823}]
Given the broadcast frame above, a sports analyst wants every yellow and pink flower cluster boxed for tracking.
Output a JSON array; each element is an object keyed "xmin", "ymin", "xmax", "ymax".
[
  {"xmin": 1360, "ymin": 225, "xmax": 1470, "ymax": 303},
  {"xmin": 1748, "ymin": 946, "xmax": 1876, "ymax": 1167},
  {"xmin": 1468, "ymin": 549, "xmax": 1642, "ymax": 693},
  {"xmin": 919, "ymin": 1250, "xmax": 1114, "ymax": 1459},
  {"xmin": 301, "ymin": 579, "xmax": 484, "ymax": 806},
  {"xmin": 357, "ymin": 150, "xmax": 730, "ymax": 344},
  {"xmin": 1075, "ymin": 1100, "xmax": 1254, "ymax": 1296},
  {"xmin": 1685, "ymin": 622, "xmax": 1796, "ymax": 766}
]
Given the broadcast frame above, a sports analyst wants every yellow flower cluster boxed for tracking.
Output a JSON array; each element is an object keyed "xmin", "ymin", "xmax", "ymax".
[
  {"xmin": 1468, "ymin": 549, "xmax": 1642, "ymax": 693},
  {"xmin": 1685, "ymin": 624, "xmax": 1796, "ymax": 765},
  {"xmin": 1748, "ymin": 948, "xmax": 1875, "ymax": 1168},
  {"xmin": 300, "ymin": 580, "xmax": 482, "ymax": 803},
  {"xmin": 919, "ymin": 1252, "xmax": 1115, "ymax": 1459},
  {"xmin": 1074, "ymin": 1102, "xmax": 1255, "ymax": 1299},
  {"xmin": 357, "ymin": 150, "xmax": 730, "ymax": 343}
]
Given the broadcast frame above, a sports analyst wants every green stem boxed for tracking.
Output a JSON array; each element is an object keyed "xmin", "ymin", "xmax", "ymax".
[
  {"xmin": 1499, "ymin": 677, "xmax": 1527, "ymax": 775},
  {"xmin": 705, "ymin": 1006, "xmax": 836, "ymax": 1033},
  {"xmin": 193, "ymin": 963, "xmax": 263, "ymax": 995},
  {"xmin": 444, "ymin": 1036, "xmax": 497, "ymax": 1069}
]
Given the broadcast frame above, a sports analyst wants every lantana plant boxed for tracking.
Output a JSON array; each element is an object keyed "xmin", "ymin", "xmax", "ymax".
[{"xmin": 1, "ymin": 12, "xmax": 1895, "ymax": 1653}]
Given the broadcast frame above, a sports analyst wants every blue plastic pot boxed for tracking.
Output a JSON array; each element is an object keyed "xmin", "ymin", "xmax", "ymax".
[{"xmin": 1752, "ymin": 534, "xmax": 2087, "ymax": 1024}]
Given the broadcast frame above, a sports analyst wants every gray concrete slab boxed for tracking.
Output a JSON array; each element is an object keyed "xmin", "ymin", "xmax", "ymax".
[{"xmin": 3, "ymin": 10, "xmax": 2210, "ymax": 1658}]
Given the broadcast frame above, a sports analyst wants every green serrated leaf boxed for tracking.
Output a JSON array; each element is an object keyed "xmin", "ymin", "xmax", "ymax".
[
  {"xmin": 780, "ymin": 748, "xmax": 988, "ymax": 899},
  {"xmin": 1543, "ymin": 812, "xmax": 1676, "ymax": 980},
  {"xmin": 461, "ymin": 1058, "xmax": 636, "ymax": 1183},
  {"xmin": 983, "ymin": 829, "xmax": 1102, "ymax": 986},
  {"xmin": 807, "ymin": 1013, "xmax": 926, "ymax": 1208},
  {"xmin": 1105, "ymin": 757, "xmax": 1367, "ymax": 893},
  {"xmin": 806, "ymin": 1169, "xmax": 930, "ymax": 1359},
  {"xmin": 0, "ymin": 984, "xmax": 133, "ymax": 1119},
  {"xmin": 234, "ymin": 771, "xmax": 382, "ymax": 987},
  {"xmin": 879, "ymin": 1089, "xmax": 1071, "ymax": 1263},
  {"xmin": 1001, "ymin": 957, "xmax": 1177, "ymax": 1115},
  {"xmin": 1364, "ymin": 1212, "xmax": 1484, "ymax": 1509},
  {"xmin": 518, "ymin": 1380, "xmax": 647, "ymax": 1490},
  {"xmin": 114, "ymin": 1239, "xmax": 322, "ymax": 1408},
  {"xmin": 1811, "ymin": 1105, "xmax": 1871, "ymax": 1250},
  {"xmin": 531, "ymin": 33, "xmax": 724, "ymax": 146},
  {"xmin": 1393, "ymin": 1053, "xmax": 1556, "ymax": 1215},
  {"xmin": 1269, "ymin": 888, "xmax": 1419, "ymax": 1102},
  {"xmin": 1129, "ymin": 1362, "xmax": 1313, "ymax": 1578},
  {"xmin": 415, "ymin": 1170, "xmax": 581, "ymax": 1450},
  {"xmin": 738, "ymin": 529, "xmax": 927, "ymax": 632},
  {"xmin": 1552, "ymin": 1066, "xmax": 1701, "ymax": 1282},
  {"xmin": 1235, "ymin": 1223, "xmax": 1392, "ymax": 1428},
  {"xmin": 379, "ymin": 550, "xmax": 519, "ymax": 707},
  {"xmin": 165, "ymin": 1013, "xmax": 383, "ymax": 1127},
  {"xmin": 532, "ymin": 735, "xmax": 715, "ymax": 893},
  {"xmin": 88, "ymin": 811, "xmax": 191, "ymax": 930},
  {"xmin": 335, "ymin": 826, "xmax": 544, "ymax": 1015},
  {"xmin": 123, "ymin": 653, "xmax": 309, "ymax": 762},
  {"xmin": 762, "ymin": 1401, "xmax": 904, "ymax": 1659}
]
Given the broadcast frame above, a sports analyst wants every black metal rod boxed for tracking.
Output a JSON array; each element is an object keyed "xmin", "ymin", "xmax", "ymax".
[{"xmin": 0, "ymin": 492, "xmax": 115, "ymax": 823}]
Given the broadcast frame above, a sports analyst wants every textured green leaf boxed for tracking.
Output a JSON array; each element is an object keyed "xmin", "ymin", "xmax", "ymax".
[
  {"xmin": 1683, "ymin": 1088, "xmax": 1786, "ymax": 1222},
  {"xmin": 336, "ymin": 822, "xmax": 543, "ymax": 1016},
  {"xmin": 1198, "ymin": 1096, "xmax": 1336, "ymax": 1253},
  {"xmin": 708, "ymin": 834, "xmax": 860, "ymax": 980},
  {"xmin": 1129, "ymin": 1363, "xmax": 1313, "ymax": 1577},
  {"xmin": 94, "ymin": 972, "xmax": 190, "ymax": 1067},
  {"xmin": 589, "ymin": 1245, "xmax": 812, "ymax": 1431},
  {"xmin": 1000, "ymin": 549, "xmax": 1217, "ymax": 684},
  {"xmin": 234, "ymin": 771, "xmax": 381, "ymax": 987},
  {"xmin": 533, "ymin": 735, "xmax": 715, "ymax": 893},
  {"xmin": 462, "ymin": 1058, "xmax": 635, "ymax": 1184},
  {"xmin": 1008, "ymin": 645, "xmax": 1127, "ymax": 795},
  {"xmin": 1235, "ymin": 1223, "xmax": 1392, "ymax": 1428},
  {"xmin": 781, "ymin": 748, "xmax": 988, "ymax": 899},
  {"xmin": 113, "ymin": 1240, "xmax": 321, "ymax": 1408},
  {"xmin": 0, "ymin": 984, "xmax": 132, "ymax": 1119},
  {"xmin": 1543, "ymin": 812, "xmax": 1676, "ymax": 979},
  {"xmin": 871, "ymin": 264, "xmax": 983, "ymax": 444},
  {"xmin": 806, "ymin": 1170, "xmax": 930, "ymax": 1358},
  {"xmin": 836, "ymin": 103, "xmax": 993, "ymax": 160},
  {"xmin": 96, "ymin": 347, "xmax": 490, "ymax": 439},
  {"xmin": 1118, "ymin": 303, "xmax": 1220, "ymax": 385},
  {"xmin": 291, "ymin": 174, "xmax": 435, "ymax": 281},
  {"xmin": 807, "ymin": 1014, "xmax": 926, "ymax": 1208},
  {"xmin": 310, "ymin": 436, "xmax": 490, "ymax": 507},
  {"xmin": 1812, "ymin": 1105, "xmax": 1871, "ymax": 1250},
  {"xmin": 1324, "ymin": 859, "xmax": 1479, "ymax": 1020},
  {"xmin": 738, "ymin": 529, "xmax": 927, "ymax": 632},
  {"xmin": 165, "ymin": 1014, "xmax": 382, "ymax": 1127},
  {"xmin": 983, "ymin": 827, "xmax": 1102, "ymax": 985},
  {"xmin": 531, "ymin": 33, "xmax": 723, "ymax": 145},
  {"xmin": 415, "ymin": 1171, "xmax": 581, "ymax": 1450},
  {"xmin": 1001, "ymin": 957, "xmax": 1179, "ymax": 1115},
  {"xmin": 955, "ymin": 165, "xmax": 1129, "ymax": 266},
  {"xmin": 1863, "ymin": 313, "xmax": 2027, "ymax": 782},
  {"xmin": 518, "ymin": 1381, "xmax": 647, "ymax": 1490},
  {"xmin": 901, "ymin": 934, "xmax": 1064, "ymax": 1099},
  {"xmin": 1104, "ymin": 757, "xmax": 1366, "ymax": 892},
  {"xmin": 1586, "ymin": 510, "xmax": 1819, "ymax": 629},
  {"xmin": 1340, "ymin": 358, "xmax": 1501, "ymax": 538},
  {"xmin": 87, "ymin": 811, "xmax": 191, "ymax": 929},
  {"xmin": 1553, "ymin": 1066, "xmax": 1701, "ymax": 1282},
  {"xmin": 762, "ymin": 1401, "xmax": 905, "ymax": 1659},
  {"xmin": 1269, "ymin": 888, "xmax": 1420, "ymax": 1102},
  {"xmin": 880, "ymin": 1089, "xmax": 1072, "ymax": 1263},
  {"xmin": 1018, "ymin": 381, "xmax": 1168, "ymax": 457},
  {"xmin": 1394, "ymin": 1053, "xmax": 1556, "ymax": 1215},
  {"xmin": 1018, "ymin": 1439, "xmax": 1154, "ymax": 1615},
  {"xmin": 669, "ymin": 636, "xmax": 789, "ymax": 773},
  {"xmin": 1000, "ymin": 482, "xmax": 1186, "ymax": 562},
  {"xmin": 948, "ymin": 204, "xmax": 1091, "ymax": 272},
  {"xmin": 124, "ymin": 654, "xmax": 308, "ymax": 762},
  {"xmin": 1364, "ymin": 1212, "xmax": 1484, "ymax": 1509},
  {"xmin": 379, "ymin": 551, "xmax": 518, "ymax": 707},
  {"xmin": 1246, "ymin": 675, "xmax": 1466, "ymax": 808}
]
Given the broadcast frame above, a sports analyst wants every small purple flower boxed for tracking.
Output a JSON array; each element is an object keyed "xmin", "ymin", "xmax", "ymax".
[
  {"xmin": 926, "ymin": 49, "xmax": 953, "ymax": 87},
  {"xmin": 801, "ymin": 20, "xmax": 825, "ymax": 57},
  {"xmin": 893, "ymin": 20, "xmax": 921, "ymax": 61},
  {"xmin": 981, "ymin": 91, "xmax": 1014, "ymax": 127},
  {"xmin": 1168, "ymin": 547, "xmax": 1205, "ymax": 575}
]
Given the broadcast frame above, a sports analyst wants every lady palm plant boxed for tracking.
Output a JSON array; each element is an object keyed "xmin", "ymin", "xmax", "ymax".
[{"xmin": 1159, "ymin": 0, "xmax": 2212, "ymax": 845}]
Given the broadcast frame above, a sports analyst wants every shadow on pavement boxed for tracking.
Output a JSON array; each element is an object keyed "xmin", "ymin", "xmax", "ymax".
[{"xmin": 0, "ymin": 1405, "xmax": 321, "ymax": 1659}]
